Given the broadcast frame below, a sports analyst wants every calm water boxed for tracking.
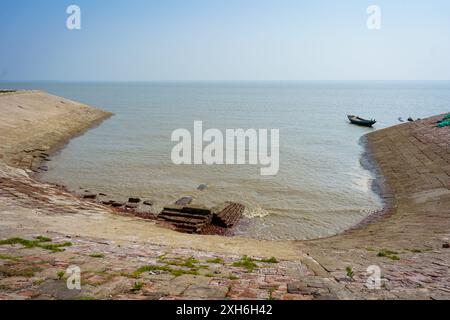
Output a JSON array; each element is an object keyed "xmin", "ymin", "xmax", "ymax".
[{"xmin": 3, "ymin": 81, "xmax": 450, "ymax": 240}]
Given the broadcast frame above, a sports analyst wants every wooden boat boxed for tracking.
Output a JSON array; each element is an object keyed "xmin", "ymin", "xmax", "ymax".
[{"xmin": 347, "ymin": 115, "xmax": 376, "ymax": 127}]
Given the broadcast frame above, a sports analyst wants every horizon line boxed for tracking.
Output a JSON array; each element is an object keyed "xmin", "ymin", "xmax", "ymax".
[{"xmin": 1, "ymin": 79, "xmax": 450, "ymax": 83}]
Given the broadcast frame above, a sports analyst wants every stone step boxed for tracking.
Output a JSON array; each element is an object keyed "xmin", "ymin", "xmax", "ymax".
[
  {"xmin": 159, "ymin": 214, "xmax": 208, "ymax": 226},
  {"xmin": 174, "ymin": 225, "xmax": 199, "ymax": 234},
  {"xmin": 160, "ymin": 210, "xmax": 210, "ymax": 221},
  {"xmin": 163, "ymin": 206, "xmax": 212, "ymax": 216},
  {"xmin": 173, "ymin": 222, "xmax": 204, "ymax": 233},
  {"xmin": 213, "ymin": 202, "xmax": 245, "ymax": 228}
]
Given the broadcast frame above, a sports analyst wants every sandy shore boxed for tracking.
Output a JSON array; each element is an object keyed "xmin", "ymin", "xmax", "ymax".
[{"xmin": 0, "ymin": 91, "xmax": 448, "ymax": 300}]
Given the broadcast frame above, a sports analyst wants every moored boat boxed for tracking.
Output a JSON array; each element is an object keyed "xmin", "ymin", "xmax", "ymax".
[{"xmin": 347, "ymin": 115, "xmax": 376, "ymax": 127}]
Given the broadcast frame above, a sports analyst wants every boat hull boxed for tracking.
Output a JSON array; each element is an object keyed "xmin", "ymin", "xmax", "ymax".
[{"xmin": 347, "ymin": 115, "xmax": 376, "ymax": 127}]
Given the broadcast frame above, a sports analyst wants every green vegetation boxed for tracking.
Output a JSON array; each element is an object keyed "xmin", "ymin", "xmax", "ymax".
[
  {"xmin": 165, "ymin": 256, "xmax": 200, "ymax": 268},
  {"xmin": 0, "ymin": 254, "xmax": 20, "ymax": 262},
  {"xmin": 232, "ymin": 255, "xmax": 279, "ymax": 272},
  {"xmin": 0, "ymin": 237, "xmax": 44, "ymax": 248},
  {"xmin": 170, "ymin": 268, "xmax": 200, "ymax": 277},
  {"xmin": 135, "ymin": 265, "xmax": 171, "ymax": 276},
  {"xmin": 131, "ymin": 254, "xmax": 278, "ymax": 279},
  {"xmin": 132, "ymin": 264, "xmax": 200, "ymax": 278},
  {"xmin": 260, "ymin": 257, "xmax": 279, "ymax": 264},
  {"xmin": 233, "ymin": 256, "xmax": 259, "ymax": 272},
  {"xmin": 57, "ymin": 271, "xmax": 65, "ymax": 280},
  {"xmin": 377, "ymin": 249, "xmax": 400, "ymax": 261},
  {"xmin": 89, "ymin": 253, "xmax": 105, "ymax": 258},
  {"xmin": 132, "ymin": 281, "xmax": 144, "ymax": 292},
  {"xmin": 228, "ymin": 275, "xmax": 239, "ymax": 280},
  {"xmin": 157, "ymin": 253, "xmax": 168, "ymax": 262},
  {"xmin": 207, "ymin": 257, "xmax": 224, "ymax": 264},
  {"xmin": 0, "ymin": 237, "xmax": 72, "ymax": 252},
  {"xmin": 39, "ymin": 242, "xmax": 72, "ymax": 252},
  {"xmin": 35, "ymin": 236, "xmax": 52, "ymax": 242},
  {"xmin": 346, "ymin": 266, "xmax": 354, "ymax": 279},
  {"xmin": 0, "ymin": 265, "xmax": 40, "ymax": 277},
  {"xmin": 157, "ymin": 255, "xmax": 209, "ymax": 272}
]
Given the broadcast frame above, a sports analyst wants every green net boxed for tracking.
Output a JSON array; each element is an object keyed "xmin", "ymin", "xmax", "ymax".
[
  {"xmin": 437, "ymin": 120, "xmax": 450, "ymax": 128},
  {"xmin": 436, "ymin": 113, "xmax": 450, "ymax": 127}
]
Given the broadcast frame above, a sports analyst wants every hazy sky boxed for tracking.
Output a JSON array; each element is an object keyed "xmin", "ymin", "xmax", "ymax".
[{"xmin": 1, "ymin": 0, "xmax": 450, "ymax": 81}]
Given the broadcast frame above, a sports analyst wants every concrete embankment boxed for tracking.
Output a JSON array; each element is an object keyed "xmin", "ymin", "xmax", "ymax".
[
  {"xmin": 303, "ymin": 114, "xmax": 450, "ymax": 299},
  {"xmin": 0, "ymin": 90, "xmax": 112, "ymax": 171}
]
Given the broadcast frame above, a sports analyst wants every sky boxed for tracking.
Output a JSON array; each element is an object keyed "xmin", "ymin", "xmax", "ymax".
[{"xmin": 1, "ymin": 0, "xmax": 450, "ymax": 81}]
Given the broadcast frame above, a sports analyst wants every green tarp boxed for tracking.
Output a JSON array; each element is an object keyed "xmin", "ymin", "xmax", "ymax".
[
  {"xmin": 437, "ymin": 114, "xmax": 450, "ymax": 127},
  {"xmin": 437, "ymin": 120, "xmax": 450, "ymax": 128}
]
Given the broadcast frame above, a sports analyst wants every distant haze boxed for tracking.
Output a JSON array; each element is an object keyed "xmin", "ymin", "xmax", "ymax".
[{"xmin": 1, "ymin": 0, "xmax": 450, "ymax": 81}]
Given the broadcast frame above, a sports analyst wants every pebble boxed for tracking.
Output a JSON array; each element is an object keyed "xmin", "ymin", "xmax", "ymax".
[{"xmin": 175, "ymin": 197, "xmax": 193, "ymax": 206}]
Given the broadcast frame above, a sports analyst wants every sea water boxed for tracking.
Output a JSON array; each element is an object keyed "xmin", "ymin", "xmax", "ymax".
[{"xmin": 3, "ymin": 81, "xmax": 449, "ymax": 240}]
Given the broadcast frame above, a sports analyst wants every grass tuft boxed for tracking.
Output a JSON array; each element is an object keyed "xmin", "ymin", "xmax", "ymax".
[
  {"xmin": 35, "ymin": 236, "xmax": 52, "ymax": 242},
  {"xmin": 0, "ymin": 237, "xmax": 72, "ymax": 252},
  {"xmin": 132, "ymin": 281, "xmax": 144, "ymax": 292},
  {"xmin": 346, "ymin": 266, "xmax": 354, "ymax": 279},
  {"xmin": 0, "ymin": 254, "xmax": 21, "ymax": 262},
  {"xmin": 206, "ymin": 257, "xmax": 224, "ymax": 264},
  {"xmin": 39, "ymin": 242, "xmax": 72, "ymax": 252},
  {"xmin": 133, "ymin": 264, "xmax": 200, "ymax": 278},
  {"xmin": 0, "ymin": 265, "xmax": 40, "ymax": 277},
  {"xmin": 260, "ymin": 257, "xmax": 279, "ymax": 264},
  {"xmin": 377, "ymin": 249, "xmax": 400, "ymax": 261},
  {"xmin": 233, "ymin": 256, "xmax": 259, "ymax": 272},
  {"xmin": 163, "ymin": 256, "xmax": 200, "ymax": 268},
  {"xmin": 57, "ymin": 271, "xmax": 65, "ymax": 280},
  {"xmin": 170, "ymin": 269, "xmax": 200, "ymax": 277}
]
